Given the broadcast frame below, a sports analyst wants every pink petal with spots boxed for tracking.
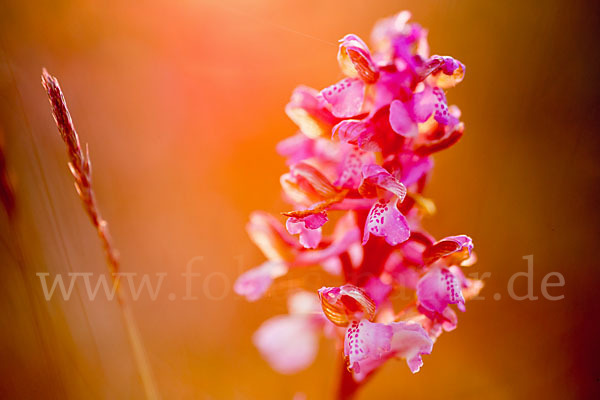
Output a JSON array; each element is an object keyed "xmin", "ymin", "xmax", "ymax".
[
  {"xmin": 449, "ymin": 266, "xmax": 484, "ymax": 300},
  {"xmin": 416, "ymin": 267, "xmax": 465, "ymax": 313},
  {"xmin": 423, "ymin": 55, "xmax": 466, "ymax": 88},
  {"xmin": 344, "ymin": 320, "xmax": 392, "ymax": 381},
  {"xmin": 413, "ymin": 86, "xmax": 451, "ymax": 125},
  {"xmin": 253, "ymin": 315, "xmax": 319, "ymax": 374},
  {"xmin": 233, "ymin": 261, "xmax": 288, "ymax": 301},
  {"xmin": 344, "ymin": 319, "xmax": 433, "ymax": 381},
  {"xmin": 320, "ymin": 78, "xmax": 365, "ymax": 118},
  {"xmin": 334, "ymin": 147, "xmax": 375, "ymax": 189},
  {"xmin": 362, "ymin": 198, "xmax": 410, "ymax": 246}
]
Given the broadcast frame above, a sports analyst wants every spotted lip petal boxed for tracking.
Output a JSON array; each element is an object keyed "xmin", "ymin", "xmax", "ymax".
[
  {"xmin": 334, "ymin": 146, "xmax": 375, "ymax": 190},
  {"xmin": 416, "ymin": 267, "xmax": 465, "ymax": 313},
  {"xmin": 320, "ymin": 78, "xmax": 366, "ymax": 118},
  {"xmin": 413, "ymin": 86, "xmax": 452, "ymax": 125},
  {"xmin": 362, "ymin": 198, "xmax": 410, "ymax": 246},
  {"xmin": 419, "ymin": 55, "xmax": 465, "ymax": 87},
  {"xmin": 344, "ymin": 320, "xmax": 433, "ymax": 381}
]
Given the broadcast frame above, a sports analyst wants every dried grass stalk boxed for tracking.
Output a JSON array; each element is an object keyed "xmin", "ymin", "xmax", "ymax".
[
  {"xmin": 41, "ymin": 69, "xmax": 159, "ymax": 400},
  {"xmin": 0, "ymin": 140, "xmax": 15, "ymax": 218}
]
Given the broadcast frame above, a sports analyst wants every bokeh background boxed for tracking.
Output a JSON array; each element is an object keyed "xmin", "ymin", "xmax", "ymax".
[{"xmin": 1, "ymin": 0, "xmax": 599, "ymax": 398}]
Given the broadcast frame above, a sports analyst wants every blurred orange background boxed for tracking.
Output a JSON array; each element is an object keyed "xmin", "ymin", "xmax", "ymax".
[{"xmin": 1, "ymin": 0, "xmax": 599, "ymax": 398}]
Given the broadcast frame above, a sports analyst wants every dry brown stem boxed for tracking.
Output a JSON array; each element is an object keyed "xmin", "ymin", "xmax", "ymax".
[{"xmin": 41, "ymin": 69, "xmax": 159, "ymax": 400}]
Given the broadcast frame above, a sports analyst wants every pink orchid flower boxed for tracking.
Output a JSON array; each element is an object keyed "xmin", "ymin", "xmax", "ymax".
[{"xmin": 235, "ymin": 10, "xmax": 482, "ymax": 398}]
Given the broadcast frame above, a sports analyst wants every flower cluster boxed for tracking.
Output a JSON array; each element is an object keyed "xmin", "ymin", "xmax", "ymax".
[{"xmin": 235, "ymin": 11, "xmax": 483, "ymax": 385}]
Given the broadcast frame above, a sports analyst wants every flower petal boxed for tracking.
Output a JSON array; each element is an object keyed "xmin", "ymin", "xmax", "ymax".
[
  {"xmin": 359, "ymin": 164, "xmax": 407, "ymax": 201},
  {"xmin": 363, "ymin": 276, "xmax": 393, "ymax": 306},
  {"xmin": 333, "ymin": 106, "xmax": 399, "ymax": 152},
  {"xmin": 417, "ymin": 267, "xmax": 465, "ymax": 313},
  {"xmin": 449, "ymin": 266, "xmax": 484, "ymax": 300},
  {"xmin": 344, "ymin": 320, "xmax": 392, "ymax": 381},
  {"xmin": 416, "ymin": 304, "xmax": 458, "ymax": 340},
  {"xmin": 286, "ymin": 213, "xmax": 328, "ymax": 249},
  {"xmin": 344, "ymin": 319, "xmax": 433, "ymax": 381},
  {"xmin": 389, "ymin": 322, "xmax": 434, "ymax": 373},
  {"xmin": 321, "ymin": 78, "xmax": 365, "ymax": 118},
  {"xmin": 253, "ymin": 315, "xmax": 319, "ymax": 374},
  {"xmin": 285, "ymin": 86, "xmax": 338, "ymax": 138},
  {"xmin": 334, "ymin": 147, "xmax": 375, "ymax": 190},
  {"xmin": 370, "ymin": 11, "xmax": 413, "ymax": 56},
  {"xmin": 397, "ymin": 153, "xmax": 433, "ymax": 187},
  {"xmin": 362, "ymin": 198, "xmax": 410, "ymax": 246},
  {"xmin": 234, "ymin": 261, "xmax": 288, "ymax": 301},
  {"xmin": 337, "ymin": 34, "xmax": 379, "ymax": 83},
  {"xmin": 281, "ymin": 161, "xmax": 340, "ymax": 207},
  {"xmin": 276, "ymin": 134, "xmax": 315, "ymax": 165},
  {"xmin": 423, "ymin": 55, "xmax": 465, "ymax": 88},
  {"xmin": 290, "ymin": 162, "xmax": 339, "ymax": 199},
  {"xmin": 247, "ymin": 212, "xmax": 300, "ymax": 262},
  {"xmin": 389, "ymin": 99, "xmax": 418, "ymax": 137},
  {"xmin": 413, "ymin": 86, "xmax": 452, "ymax": 125},
  {"xmin": 319, "ymin": 284, "xmax": 376, "ymax": 326},
  {"xmin": 287, "ymin": 291, "xmax": 322, "ymax": 315},
  {"xmin": 422, "ymin": 235, "xmax": 474, "ymax": 265},
  {"xmin": 294, "ymin": 223, "xmax": 361, "ymax": 267},
  {"xmin": 414, "ymin": 123, "xmax": 464, "ymax": 157}
]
